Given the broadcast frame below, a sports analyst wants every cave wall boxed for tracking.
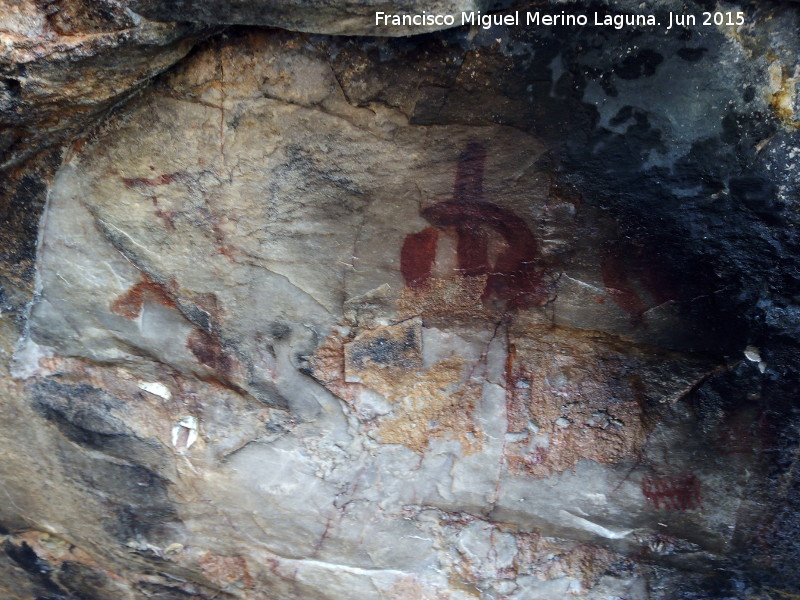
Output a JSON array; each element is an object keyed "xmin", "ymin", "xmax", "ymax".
[{"xmin": 1, "ymin": 1, "xmax": 799, "ymax": 599}]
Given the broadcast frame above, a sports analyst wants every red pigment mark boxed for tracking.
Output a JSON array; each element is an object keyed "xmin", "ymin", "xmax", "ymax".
[
  {"xmin": 716, "ymin": 415, "xmax": 756, "ymax": 455},
  {"xmin": 400, "ymin": 143, "xmax": 544, "ymax": 309},
  {"xmin": 70, "ymin": 137, "xmax": 87, "ymax": 155},
  {"xmin": 211, "ymin": 221, "xmax": 238, "ymax": 263},
  {"xmin": 453, "ymin": 142, "xmax": 486, "ymax": 203},
  {"xmin": 600, "ymin": 241, "xmax": 679, "ymax": 327},
  {"xmin": 456, "ymin": 220, "xmax": 489, "ymax": 276},
  {"xmin": 754, "ymin": 410, "xmax": 780, "ymax": 455},
  {"xmin": 154, "ymin": 209, "xmax": 177, "ymax": 230},
  {"xmin": 400, "ymin": 227, "xmax": 439, "ymax": 287},
  {"xmin": 110, "ymin": 278, "xmax": 177, "ymax": 320},
  {"xmin": 125, "ymin": 171, "xmax": 237, "ymax": 261},
  {"xmin": 637, "ymin": 257, "xmax": 678, "ymax": 306},
  {"xmin": 504, "ymin": 343, "xmax": 531, "ymax": 434},
  {"xmin": 121, "ymin": 172, "xmax": 182, "ymax": 188},
  {"xmin": 423, "ymin": 201, "xmax": 542, "ymax": 307},
  {"xmin": 641, "ymin": 473, "xmax": 702, "ymax": 510},
  {"xmin": 192, "ymin": 292, "xmax": 221, "ymax": 319},
  {"xmin": 716, "ymin": 410, "xmax": 776, "ymax": 456},
  {"xmin": 187, "ymin": 330, "xmax": 232, "ymax": 375},
  {"xmin": 600, "ymin": 242, "xmax": 647, "ymax": 326}
]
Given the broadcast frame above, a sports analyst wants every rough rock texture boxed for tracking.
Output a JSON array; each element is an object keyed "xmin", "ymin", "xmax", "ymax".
[
  {"xmin": 0, "ymin": 0, "xmax": 214, "ymax": 170},
  {"xmin": 127, "ymin": 0, "xmax": 493, "ymax": 36},
  {"xmin": 2, "ymin": 1, "xmax": 800, "ymax": 599}
]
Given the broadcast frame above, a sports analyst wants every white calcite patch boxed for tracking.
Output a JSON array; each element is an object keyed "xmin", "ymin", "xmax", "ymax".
[
  {"xmin": 139, "ymin": 381, "xmax": 172, "ymax": 400},
  {"xmin": 171, "ymin": 415, "xmax": 198, "ymax": 452}
]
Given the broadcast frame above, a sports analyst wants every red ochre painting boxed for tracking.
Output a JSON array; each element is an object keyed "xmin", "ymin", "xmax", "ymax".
[
  {"xmin": 400, "ymin": 143, "xmax": 545, "ymax": 310},
  {"xmin": 641, "ymin": 473, "xmax": 703, "ymax": 511}
]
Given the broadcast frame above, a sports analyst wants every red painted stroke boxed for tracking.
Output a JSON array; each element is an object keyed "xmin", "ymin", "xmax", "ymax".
[
  {"xmin": 422, "ymin": 201, "xmax": 541, "ymax": 307},
  {"xmin": 453, "ymin": 142, "xmax": 487, "ymax": 204},
  {"xmin": 122, "ymin": 172, "xmax": 180, "ymax": 188},
  {"xmin": 600, "ymin": 242, "xmax": 648, "ymax": 325},
  {"xmin": 400, "ymin": 227, "xmax": 439, "ymax": 288},
  {"xmin": 399, "ymin": 142, "xmax": 544, "ymax": 309},
  {"xmin": 601, "ymin": 240, "xmax": 680, "ymax": 327},
  {"xmin": 641, "ymin": 473, "xmax": 703, "ymax": 511}
]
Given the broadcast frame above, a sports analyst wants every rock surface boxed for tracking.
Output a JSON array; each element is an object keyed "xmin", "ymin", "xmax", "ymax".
[
  {"xmin": 1, "ymin": 1, "xmax": 800, "ymax": 599},
  {"xmin": 127, "ymin": 0, "xmax": 492, "ymax": 36},
  {"xmin": 0, "ymin": 0, "xmax": 214, "ymax": 170}
]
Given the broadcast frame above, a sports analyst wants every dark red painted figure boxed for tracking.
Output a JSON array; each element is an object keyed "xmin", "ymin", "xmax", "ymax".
[
  {"xmin": 600, "ymin": 240, "xmax": 678, "ymax": 327},
  {"xmin": 641, "ymin": 473, "xmax": 703, "ymax": 511},
  {"xmin": 400, "ymin": 143, "xmax": 544, "ymax": 309},
  {"xmin": 716, "ymin": 416, "xmax": 756, "ymax": 455},
  {"xmin": 401, "ymin": 228, "xmax": 439, "ymax": 288}
]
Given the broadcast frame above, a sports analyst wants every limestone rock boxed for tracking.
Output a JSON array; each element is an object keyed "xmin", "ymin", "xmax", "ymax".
[
  {"xmin": 1, "ymin": 2, "xmax": 800, "ymax": 599},
  {"xmin": 0, "ymin": 0, "xmax": 213, "ymax": 170},
  {"xmin": 126, "ymin": 0, "xmax": 492, "ymax": 36}
]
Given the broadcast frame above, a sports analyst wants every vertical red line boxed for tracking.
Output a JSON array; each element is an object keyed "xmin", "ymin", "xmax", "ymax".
[
  {"xmin": 456, "ymin": 225, "xmax": 489, "ymax": 275},
  {"xmin": 400, "ymin": 227, "xmax": 439, "ymax": 287},
  {"xmin": 453, "ymin": 142, "xmax": 487, "ymax": 204}
]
